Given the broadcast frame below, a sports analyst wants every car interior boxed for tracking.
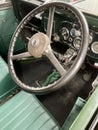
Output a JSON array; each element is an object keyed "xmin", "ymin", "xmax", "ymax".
[{"xmin": 0, "ymin": 0, "xmax": 98, "ymax": 130}]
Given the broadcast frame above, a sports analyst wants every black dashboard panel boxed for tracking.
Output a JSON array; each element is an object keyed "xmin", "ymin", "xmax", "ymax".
[{"xmin": 11, "ymin": 0, "xmax": 43, "ymax": 20}]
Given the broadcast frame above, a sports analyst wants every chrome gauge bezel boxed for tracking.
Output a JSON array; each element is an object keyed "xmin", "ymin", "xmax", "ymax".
[
  {"xmin": 73, "ymin": 37, "xmax": 81, "ymax": 49},
  {"xmin": 91, "ymin": 41, "xmax": 98, "ymax": 54},
  {"xmin": 60, "ymin": 27, "xmax": 69, "ymax": 41},
  {"xmin": 70, "ymin": 28, "xmax": 81, "ymax": 37}
]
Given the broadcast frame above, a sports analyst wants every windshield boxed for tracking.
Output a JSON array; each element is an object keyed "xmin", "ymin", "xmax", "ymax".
[{"xmin": 73, "ymin": 0, "xmax": 98, "ymax": 16}]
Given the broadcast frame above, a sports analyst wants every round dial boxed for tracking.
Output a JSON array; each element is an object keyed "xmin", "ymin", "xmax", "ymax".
[
  {"xmin": 73, "ymin": 37, "xmax": 81, "ymax": 49},
  {"xmin": 91, "ymin": 41, "xmax": 98, "ymax": 54},
  {"xmin": 60, "ymin": 27, "xmax": 69, "ymax": 41},
  {"xmin": 70, "ymin": 28, "xmax": 81, "ymax": 37}
]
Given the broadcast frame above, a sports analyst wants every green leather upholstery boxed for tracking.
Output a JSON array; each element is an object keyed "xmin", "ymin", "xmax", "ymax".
[
  {"xmin": 62, "ymin": 98, "xmax": 85, "ymax": 130},
  {"xmin": 0, "ymin": 56, "xmax": 18, "ymax": 102},
  {"xmin": 0, "ymin": 56, "xmax": 61, "ymax": 130},
  {"xmin": 0, "ymin": 91, "xmax": 61, "ymax": 130}
]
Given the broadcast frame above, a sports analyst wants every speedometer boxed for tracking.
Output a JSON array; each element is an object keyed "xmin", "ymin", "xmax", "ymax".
[{"xmin": 73, "ymin": 37, "xmax": 81, "ymax": 49}]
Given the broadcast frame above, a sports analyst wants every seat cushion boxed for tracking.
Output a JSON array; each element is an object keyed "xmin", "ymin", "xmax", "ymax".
[
  {"xmin": 0, "ymin": 91, "xmax": 61, "ymax": 130},
  {"xmin": 0, "ymin": 56, "xmax": 18, "ymax": 102}
]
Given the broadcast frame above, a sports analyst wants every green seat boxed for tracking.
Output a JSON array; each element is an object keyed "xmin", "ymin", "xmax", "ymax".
[
  {"xmin": 0, "ymin": 56, "xmax": 18, "ymax": 102},
  {"xmin": 0, "ymin": 91, "xmax": 61, "ymax": 130}
]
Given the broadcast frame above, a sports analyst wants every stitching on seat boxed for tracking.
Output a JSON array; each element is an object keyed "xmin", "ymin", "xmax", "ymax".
[
  {"xmin": 0, "ymin": 95, "xmax": 34, "ymax": 122},
  {"xmin": 26, "ymin": 111, "xmax": 45, "ymax": 130},
  {"xmin": 0, "ymin": 99, "xmax": 36, "ymax": 129},
  {"xmin": 39, "ymin": 118, "xmax": 51, "ymax": 129},
  {"xmin": 12, "ymin": 105, "xmax": 40, "ymax": 130}
]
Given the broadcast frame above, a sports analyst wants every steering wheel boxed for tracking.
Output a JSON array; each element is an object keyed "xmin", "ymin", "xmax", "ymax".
[{"xmin": 8, "ymin": 2, "xmax": 89, "ymax": 94}]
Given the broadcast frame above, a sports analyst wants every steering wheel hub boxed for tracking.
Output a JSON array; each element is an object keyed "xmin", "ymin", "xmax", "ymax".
[{"xmin": 28, "ymin": 32, "xmax": 50, "ymax": 58}]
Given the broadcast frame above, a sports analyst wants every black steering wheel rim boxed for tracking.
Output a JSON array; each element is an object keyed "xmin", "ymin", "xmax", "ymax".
[{"xmin": 8, "ymin": 2, "xmax": 89, "ymax": 94}]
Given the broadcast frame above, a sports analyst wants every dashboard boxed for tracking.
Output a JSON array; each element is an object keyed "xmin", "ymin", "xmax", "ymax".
[
  {"xmin": 12, "ymin": 0, "xmax": 98, "ymax": 68},
  {"xmin": 42, "ymin": 3, "xmax": 98, "ymax": 68},
  {"xmin": 73, "ymin": 0, "xmax": 98, "ymax": 67}
]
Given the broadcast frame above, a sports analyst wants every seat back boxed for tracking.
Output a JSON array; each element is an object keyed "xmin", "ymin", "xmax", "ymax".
[{"xmin": 0, "ymin": 56, "xmax": 18, "ymax": 103}]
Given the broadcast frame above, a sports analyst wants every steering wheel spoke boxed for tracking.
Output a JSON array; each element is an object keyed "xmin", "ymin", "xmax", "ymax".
[
  {"xmin": 12, "ymin": 52, "xmax": 31, "ymax": 60},
  {"xmin": 44, "ymin": 46, "xmax": 66, "ymax": 76},
  {"xmin": 46, "ymin": 6, "xmax": 55, "ymax": 39}
]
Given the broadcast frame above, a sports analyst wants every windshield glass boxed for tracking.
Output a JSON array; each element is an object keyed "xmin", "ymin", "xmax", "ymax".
[{"xmin": 74, "ymin": 0, "xmax": 98, "ymax": 16}]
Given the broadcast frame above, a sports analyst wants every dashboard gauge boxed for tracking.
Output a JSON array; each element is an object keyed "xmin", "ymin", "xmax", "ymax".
[
  {"xmin": 91, "ymin": 42, "xmax": 98, "ymax": 54},
  {"xmin": 60, "ymin": 27, "xmax": 69, "ymax": 41},
  {"xmin": 73, "ymin": 37, "xmax": 81, "ymax": 49},
  {"xmin": 70, "ymin": 28, "xmax": 81, "ymax": 37}
]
